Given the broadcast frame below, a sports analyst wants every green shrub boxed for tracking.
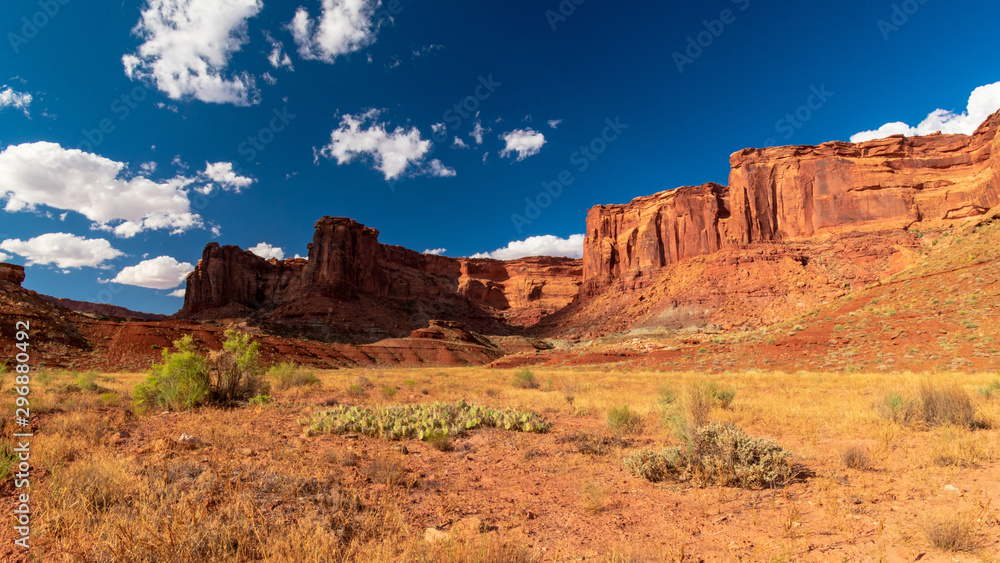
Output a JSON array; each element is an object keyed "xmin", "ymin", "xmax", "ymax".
[
  {"xmin": 607, "ymin": 405, "xmax": 643, "ymax": 436},
  {"xmin": 425, "ymin": 429, "xmax": 452, "ymax": 451},
  {"xmin": 302, "ymin": 400, "xmax": 550, "ymax": 441},
  {"xmin": 211, "ymin": 330, "xmax": 267, "ymax": 402},
  {"xmin": 347, "ymin": 384, "xmax": 367, "ymax": 398},
  {"xmin": 511, "ymin": 368, "xmax": 540, "ymax": 390},
  {"xmin": 249, "ymin": 394, "xmax": 271, "ymax": 406},
  {"xmin": 0, "ymin": 446, "xmax": 18, "ymax": 482},
  {"xmin": 268, "ymin": 361, "xmax": 320, "ymax": 390},
  {"xmin": 133, "ymin": 335, "xmax": 211, "ymax": 412},
  {"xmin": 133, "ymin": 331, "xmax": 266, "ymax": 412},
  {"xmin": 877, "ymin": 390, "xmax": 920, "ymax": 424},
  {"xmin": 380, "ymin": 386, "xmax": 397, "ymax": 399},
  {"xmin": 624, "ymin": 422, "xmax": 793, "ymax": 489},
  {"xmin": 99, "ymin": 393, "xmax": 120, "ymax": 407},
  {"xmin": 73, "ymin": 372, "xmax": 102, "ymax": 392},
  {"xmin": 714, "ymin": 388, "xmax": 736, "ymax": 409}
]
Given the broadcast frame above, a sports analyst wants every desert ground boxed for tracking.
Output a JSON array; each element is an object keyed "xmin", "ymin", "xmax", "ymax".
[{"xmin": 3, "ymin": 362, "xmax": 999, "ymax": 562}]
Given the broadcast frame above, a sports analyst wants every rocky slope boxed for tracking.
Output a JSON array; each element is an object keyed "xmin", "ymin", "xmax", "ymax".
[
  {"xmin": 177, "ymin": 217, "xmax": 582, "ymax": 343},
  {"xmin": 40, "ymin": 296, "xmax": 168, "ymax": 321}
]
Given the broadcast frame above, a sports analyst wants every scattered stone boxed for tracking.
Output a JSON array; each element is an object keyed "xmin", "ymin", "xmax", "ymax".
[
  {"xmin": 424, "ymin": 528, "xmax": 449, "ymax": 544},
  {"xmin": 177, "ymin": 433, "xmax": 204, "ymax": 449},
  {"xmin": 942, "ymin": 484, "xmax": 960, "ymax": 493}
]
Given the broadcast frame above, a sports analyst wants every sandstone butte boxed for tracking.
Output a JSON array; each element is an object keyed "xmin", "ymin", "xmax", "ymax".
[{"xmin": 177, "ymin": 109, "xmax": 1000, "ymax": 342}]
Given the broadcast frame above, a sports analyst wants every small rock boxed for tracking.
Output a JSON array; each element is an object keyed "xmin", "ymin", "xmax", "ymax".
[
  {"xmin": 392, "ymin": 444, "xmax": 409, "ymax": 455},
  {"xmin": 424, "ymin": 528, "xmax": 449, "ymax": 544},
  {"xmin": 942, "ymin": 484, "xmax": 960, "ymax": 493},
  {"xmin": 177, "ymin": 433, "xmax": 204, "ymax": 449},
  {"xmin": 452, "ymin": 517, "xmax": 483, "ymax": 537}
]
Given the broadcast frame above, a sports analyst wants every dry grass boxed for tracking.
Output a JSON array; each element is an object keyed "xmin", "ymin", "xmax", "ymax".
[
  {"xmin": 923, "ymin": 515, "xmax": 979, "ymax": 552},
  {"xmin": 9, "ymin": 366, "xmax": 1000, "ymax": 561}
]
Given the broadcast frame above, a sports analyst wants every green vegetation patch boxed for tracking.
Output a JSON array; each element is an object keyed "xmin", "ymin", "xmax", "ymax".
[{"xmin": 302, "ymin": 400, "xmax": 550, "ymax": 441}]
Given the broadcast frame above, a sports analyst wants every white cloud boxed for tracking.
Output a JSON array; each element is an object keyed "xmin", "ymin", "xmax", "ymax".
[
  {"xmin": 316, "ymin": 110, "xmax": 454, "ymax": 181},
  {"xmin": 0, "ymin": 142, "xmax": 250, "ymax": 238},
  {"xmin": 0, "ymin": 87, "xmax": 32, "ymax": 116},
  {"xmin": 412, "ymin": 44, "xmax": 443, "ymax": 58},
  {"xmin": 431, "ymin": 122, "xmax": 446, "ymax": 135},
  {"xmin": 452, "ymin": 137, "xmax": 468, "ymax": 149},
  {"xmin": 471, "ymin": 234, "xmax": 585, "ymax": 260},
  {"xmin": 426, "ymin": 159, "xmax": 456, "ymax": 178},
  {"xmin": 500, "ymin": 128, "xmax": 547, "ymax": 161},
  {"xmin": 423, "ymin": 248, "xmax": 446, "ymax": 256},
  {"xmin": 851, "ymin": 81, "xmax": 1000, "ymax": 143},
  {"xmin": 469, "ymin": 120, "xmax": 487, "ymax": 145},
  {"xmin": 265, "ymin": 31, "xmax": 294, "ymax": 70},
  {"xmin": 140, "ymin": 161, "xmax": 157, "ymax": 173},
  {"xmin": 123, "ymin": 0, "xmax": 263, "ymax": 106},
  {"xmin": 262, "ymin": 72, "xmax": 277, "ymax": 85},
  {"xmin": 0, "ymin": 252, "xmax": 10, "ymax": 262},
  {"xmin": 247, "ymin": 242, "xmax": 285, "ymax": 260},
  {"xmin": 289, "ymin": 0, "xmax": 381, "ymax": 64},
  {"xmin": 110, "ymin": 256, "xmax": 193, "ymax": 289},
  {"xmin": 0, "ymin": 233, "xmax": 124, "ymax": 268},
  {"xmin": 547, "ymin": 119, "xmax": 563, "ymax": 129},
  {"xmin": 201, "ymin": 161, "xmax": 255, "ymax": 192},
  {"xmin": 168, "ymin": 288, "xmax": 186, "ymax": 297}
]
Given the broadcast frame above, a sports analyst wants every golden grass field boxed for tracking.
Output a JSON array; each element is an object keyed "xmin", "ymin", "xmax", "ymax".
[{"xmin": 3, "ymin": 364, "xmax": 1000, "ymax": 562}]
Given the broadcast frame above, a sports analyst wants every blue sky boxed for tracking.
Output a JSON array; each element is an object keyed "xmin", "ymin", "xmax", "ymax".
[{"xmin": 1, "ymin": 0, "xmax": 999, "ymax": 314}]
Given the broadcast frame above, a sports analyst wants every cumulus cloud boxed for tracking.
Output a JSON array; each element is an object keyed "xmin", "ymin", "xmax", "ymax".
[
  {"xmin": 471, "ymin": 234, "xmax": 585, "ymax": 260},
  {"xmin": 168, "ymin": 288, "xmax": 186, "ymax": 297},
  {"xmin": 289, "ymin": 0, "xmax": 381, "ymax": 64},
  {"xmin": 122, "ymin": 0, "xmax": 263, "ymax": 106},
  {"xmin": 316, "ymin": 110, "xmax": 454, "ymax": 181},
  {"xmin": 547, "ymin": 119, "xmax": 563, "ymax": 129},
  {"xmin": 110, "ymin": 256, "xmax": 193, "ymax": 289},
  {"xmin": 201, "ymin": 161, "xmax": 255, "ymax": 192},
  {"xmin": 247, "ymin": 242, "xmax": 285, "ymax": 260},
  {"xmin": 452, "ymin": 137, "xmax": 468, "ymax": 149},
  {"xmin": 0, "ymin": 86, "xmax": 32, "ymax": 116},
  {"xmin": 0, "ymin": 252, "xmax": 11, "ymax": 262},
  {"xmin": 500, "ymin": 128, "xmax": 547, "ymax": 161},
  {"xmin": 0, "ymin": 233, "xmax": 124, "ymax": 268},
  {"xmin": 851, "ymin": 81, "xmax": 1000, "ymax": 143},
  {"xmin": 423, "ymin": 248, "xmax": 446, "ymax": 256},
  {"xmin": 0, "ymin": 142, "xmax": 250, "ymax": 238},
  {"xmin": 265, "ymin": 31, "xmax": 294, "ymax": 70},
  {"xmin": 469, "ymin": 120, "xmax": 487, "ymax": 145}
]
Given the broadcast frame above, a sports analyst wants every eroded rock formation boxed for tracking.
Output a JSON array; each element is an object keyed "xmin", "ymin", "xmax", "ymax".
[{"xmin": 179, "ymin": 218, "xmax": 582, "ymax": 342}]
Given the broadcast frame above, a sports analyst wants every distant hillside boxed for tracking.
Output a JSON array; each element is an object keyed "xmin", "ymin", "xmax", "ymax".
[{"xmin": 40, "ymin": 295, "xmax": 168, "ymax": 321}]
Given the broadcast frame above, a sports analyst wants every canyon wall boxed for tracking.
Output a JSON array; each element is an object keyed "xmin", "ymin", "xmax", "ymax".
[{"xmin": 583, "ymin": 110, "xmax": 1000, "ymax": 293}]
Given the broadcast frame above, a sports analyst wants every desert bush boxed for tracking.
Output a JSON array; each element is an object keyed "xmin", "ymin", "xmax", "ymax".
[
  {"xmin": 268, "ymin": 361, "xmax": 320, "ymax": 390},
  {"xmin": 976, "ymin": 378, "xmax": 1000, "ymax": 399},
  {"xmin": 133, "ymin": 335, "xmax": 211, "ymax": 412},
  {"xmin": 840, "ymin": 444, "xmax": 873, "ymax": 470},
  {"xmin": 380, "ymin": 386, "xmax": 397, "ymax": 399},
  {"xmin": 580, "ymin": 480, "xmax": 607, "ymax": 514},
  {"xmin": 923, "ymin": 515, "xmax": 978, "ymax": 552},
  {"xmin": 303, "ymin": 400, "xmax": 550, "ymax": 441},
  {"xmin": 877, "ymin": 390, "xmax": 921, "ymax": 424},
  {"xmin": 920, "ymin": 384, "xmax": 976, "ymax": 427},
  {"xmin": 347, "ymin": 384, "xmax": 368, "ymax": 398},
  {"xmin": 623, "ymin": 448, "xmax": 684, "ymax": 483},
  {"xmin": 249, "ymin": 394, "xmax": 271, "ymax": 406},
  {"xmin": 624, "ymin": 422, "xmax": 793, "ymax": 489},
  {"xmin": 607, "ymin": 405, "xmax": 643, "ymax": 436},
  {"xmin": 134, "ymin": 331, "xmax": 267, "ymax": 412},
  {"xmin": 210, "ymin": 330, "xmax": 268, "ymax": 402},
  {"xmin": 411, "ymin": 533, "xmax": 537, "ymax": 563},
  {"xmin": 715, "ymin": 388, "xmax": 736, "ymax": 409},
  {"xmin": 424, "ymin": 429, "xmax": 452, "ymax": 451},
  {"xmin": 511, "ymin": 367, "xmax": 540, "ymax": 390},
  {"xmin": 0, "ymin": 446, "xmax": 17, "ymax": 482}
]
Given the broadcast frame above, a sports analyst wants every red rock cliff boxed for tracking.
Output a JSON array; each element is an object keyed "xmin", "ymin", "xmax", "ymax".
[
  {"xmin": 583, "ymin": 110, "xmax": 1000, "ymax": 292},
  {"xmin": 179, "ymin": 218, "xmax": 582, "ymax": 340}
]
